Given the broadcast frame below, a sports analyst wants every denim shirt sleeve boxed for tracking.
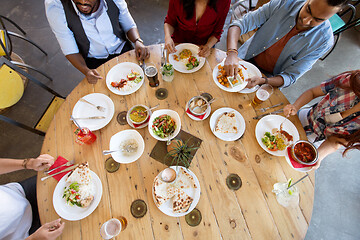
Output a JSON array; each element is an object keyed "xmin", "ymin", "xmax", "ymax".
[
  {"xmin": 229, "ymin": 0, "xmax": 282, "ymax": 35},
  {"xmin": 279, "ymin": 38, "xmax": 333, "ymax": 88}
]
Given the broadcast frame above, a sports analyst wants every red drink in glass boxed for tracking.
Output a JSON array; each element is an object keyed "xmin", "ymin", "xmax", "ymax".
[{"xmin": 74, "ymin": 128, "xmax": 96, "ymax": 145}]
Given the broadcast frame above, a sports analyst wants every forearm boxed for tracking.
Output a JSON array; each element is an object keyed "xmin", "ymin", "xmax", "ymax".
[
  {"xmin": 227, "ymin": 26, "xmax": 241, "ymax": 51},
  {"xmin": 66, "ymin": 53, "xmax": 90, "ymax": 74},
  {"xmin": 126, "ymin": 27, "xmax": 141, "ymax": 44},
  {"xmin": 292, "ymin": 86, "xmax": 324, "ymax": 111},
  {"xmin": 164, "ymin": 23, "xmax": 175, "ymax": 41},
  {"xmin": 0, "ymin": 158, "xmax": 27, "ymax": 174},
  {"xmin": 206, "ymin": 36, "xmax": 218, "ymax": 48},
  {"xmin": 317, "ymin": 137, "xmax": 343, "ymax": 161}
]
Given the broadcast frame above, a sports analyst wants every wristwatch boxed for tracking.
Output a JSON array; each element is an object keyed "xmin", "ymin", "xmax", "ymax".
[{"xmin": 135, "ymin": 38, "xmax": 144, "ymax": 44}]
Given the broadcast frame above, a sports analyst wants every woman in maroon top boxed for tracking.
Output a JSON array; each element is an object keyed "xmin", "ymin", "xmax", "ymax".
[{"xmin": 164, "ymin": 0, "xmax": 231, "ymax": 57}]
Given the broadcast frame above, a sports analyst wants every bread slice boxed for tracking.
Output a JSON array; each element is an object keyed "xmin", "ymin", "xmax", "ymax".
[
  {"xmin": 214, "ymin": 112, "xmax": 238, "ymax": 133},
  {"xmin": 173, "ymin": 189, "xmax": 193, "ymax": 213},
  {"xmin": 66, "ymin": 162, "xmax": 91, "ymax": 185},
  {"xmin": 174, "ymin": 168, "xmax": 197, "ymax": 189}
]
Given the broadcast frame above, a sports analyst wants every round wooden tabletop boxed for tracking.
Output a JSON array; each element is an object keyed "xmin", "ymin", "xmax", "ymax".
[{"xmin": 37, "ymin": 44, "xmax": 314, "ymax": 240}]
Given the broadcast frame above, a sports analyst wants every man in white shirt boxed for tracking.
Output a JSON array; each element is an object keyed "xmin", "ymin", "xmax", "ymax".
[
  {"xmin": 0, "ymin": 154, "xmax": 64, "ymax": 240},
  {"xmin": 45, "ymin": 0, "xmax": 150, "ymax": 84}
]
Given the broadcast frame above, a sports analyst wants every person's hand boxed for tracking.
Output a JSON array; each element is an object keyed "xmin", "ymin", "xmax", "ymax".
[
  {"xmin": 85, "ymin": 69, "xmax": 102, "ymax": 84},
  {"xmin": 27, "ymin": 154, "xmax": 54, "ymax": 172},
  {"xmin": 164, "ymin": 36, "xmax": 176, "ymax": 54},
  {"xmin": 283, "ymin": 104, "xmax": 298, "ymax": 117},
  {"xmin": 27, "ymin": 218, "xmax": 65, "ymax": 240},
  {"xmin": 135, "ymin": 41, "xmax": 150, "ymax": 61},
  {"xmin": 246, "ymin": 76, "xmax": 264, "ymax": 89},
  {"xmin": 224, "ymin": 52, "xmax": 239, "ymax": 77},
  {"xmin": 198, "ymin": 45, "xmax": 211, "ymax": 58}
]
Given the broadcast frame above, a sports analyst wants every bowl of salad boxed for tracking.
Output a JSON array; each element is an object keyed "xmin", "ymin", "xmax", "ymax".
[{"xmin": 148, "ymin": 109, "xmax": 181, "ymax": 141}]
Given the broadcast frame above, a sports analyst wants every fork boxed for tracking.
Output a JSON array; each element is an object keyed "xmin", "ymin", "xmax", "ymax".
[
  {"xmin": 44, "ymin": 159, "xmax": 75, "ymax": 174},
  {"xmin": 259, "ymin": 102, "xmax": 284, "ymax": 112},
  {"xmin": 79, "ymin": 98, "xmax": 106, "ymax": 112}
]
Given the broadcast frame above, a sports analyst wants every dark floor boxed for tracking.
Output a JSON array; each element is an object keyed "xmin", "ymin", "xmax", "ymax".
[{"xmin": 1, "ymin": 0, "xmax": 360, "ymax": 239}]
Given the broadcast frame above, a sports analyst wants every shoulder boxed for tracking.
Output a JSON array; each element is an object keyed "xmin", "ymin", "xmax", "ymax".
[
  {"xmin": 45, "ymin": 0, "xmax": 63, "ymax": 8},
  {"xmin": 45, "ymin": 0, "xmax": 65, "ymax": 14},
  {"xmin": 315, "ymin": 20, "xmax": 334, "ymax": 46}
]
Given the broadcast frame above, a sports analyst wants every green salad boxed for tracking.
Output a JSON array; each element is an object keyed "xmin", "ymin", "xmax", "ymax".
[
  {"xmin": 186, "ymin": 56, "xmax": 199, "ymax": 70},
  {"xmin": 152, "ymin": 114, "xmax": 176, "ymax": 138},
  {"xmin": 63, "ymin": 182, "xmax": 82, "ymax": 207}
]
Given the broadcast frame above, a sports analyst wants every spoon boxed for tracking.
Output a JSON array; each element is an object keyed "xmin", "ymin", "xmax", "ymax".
[
  {"xmin": 103, "ymin": 145, "xmax": 136, "ymax": 155},
  {"xmin": 145, "ymin": 104, "xmax": 160, "ymax": 113}
]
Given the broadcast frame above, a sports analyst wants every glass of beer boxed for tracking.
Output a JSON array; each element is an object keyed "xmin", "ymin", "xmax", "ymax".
[
  {"xmin": 100, "ymin": 217, "xmax": 127, "ymax": 239},
  {"xmin": 145, "ymin": 63, "xmax": 159, "ymax": 87},
  {"xmin": 252, "ymin": 84, "xmax": 273, "ymax": 106}
]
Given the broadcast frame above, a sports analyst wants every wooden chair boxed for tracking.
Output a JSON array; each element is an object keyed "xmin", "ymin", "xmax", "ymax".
[{"xmin": 0, "ymin": 57, "xmax": 65, "ymax": 136}]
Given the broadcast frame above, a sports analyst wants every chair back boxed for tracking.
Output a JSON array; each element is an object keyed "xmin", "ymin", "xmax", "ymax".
[
  {"xmin": 0, "ymin": 64, "xmax": 24, "ymax": 108},
  {"xmin": 0, "ymin": 29, "xmax": 11, "ymax": 58}
]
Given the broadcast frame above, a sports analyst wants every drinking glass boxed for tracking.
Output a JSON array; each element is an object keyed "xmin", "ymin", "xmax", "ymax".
[
  {"xmin": 160, "ymin": 64, "xmax": 174, "ymax": 82},
  {"xmin": 252, "ymin": 84, "xmax": 273, "ymax": 106},
  {"xmin": 74, "ymin": 127, "xmax": 96, "ymax": 145},
  {"xmin": 100, "ymin": 217, "xmax": 127, "ymax": 239},
  {"xmin": 145, "ymin": 63, "xmax": 159, "ymax": 87}
]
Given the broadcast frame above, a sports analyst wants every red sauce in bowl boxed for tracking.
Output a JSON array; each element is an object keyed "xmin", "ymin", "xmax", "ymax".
[{"xmin": 294, "ymin": 142, "xmax": 316, "ymax": 163}]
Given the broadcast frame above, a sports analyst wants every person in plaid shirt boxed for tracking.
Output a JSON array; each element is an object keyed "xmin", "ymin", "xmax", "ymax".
[{"xmin": 284, "ymin": 70, "xmax": 360, "ymax": 168}]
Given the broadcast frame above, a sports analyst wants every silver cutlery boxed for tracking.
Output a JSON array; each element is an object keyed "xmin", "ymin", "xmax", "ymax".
[
  {"xmin": 41, "ymin": 164, "xmax": 79, "ymax": 181},
  {"xmin": 79, "ymin": 98, "xmax": 106, "ymax": 112},
  {"xmin": 259, "ymin": 102, "xmax": 284, "ymax": 112},
  {"xmin": 287, "ymin": 173, "xmax": 309, "ymax": 190},
  {"xmin": 44, "ymin": 160, "xmax": 75, "ymax": 174},
  {"xmin": 70, "ymin": 115, "xmax": 85, "ymax": 133},
  {"xmin": 253, "ymin": 109, "xmax": 284, "ymax": 120},
  {"xmin": 145, "ymin": 104, "xmax": 160, "ymax": 113},
  {"xmin": 103, "ymin": 145, "xmax": 136, "ymax": 155},
  {"xmin": 161, "ymin": 44, "xmax": 165, "ymax": 67},
  {"xmin": 71, "ymin": 116, "xmax": 106, "ymax": 120}
]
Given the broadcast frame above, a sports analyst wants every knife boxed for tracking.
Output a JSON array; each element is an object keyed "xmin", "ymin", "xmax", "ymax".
[
  {"xmin": 72, "ymin": 116, "xmax": 105, "ymax": 120},
  {"xmin": 253, "ymin": 109, "xmax": 284, "ymax": 120},
  {"xmin": 41, "ymin": 164, "xmax": 79, "ymax": 181},
  {"xmin": 259, "ymin": 102, "xmax": 284, "ymax": 112}
]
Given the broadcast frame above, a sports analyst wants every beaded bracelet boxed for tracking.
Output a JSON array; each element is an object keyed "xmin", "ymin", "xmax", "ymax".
[{"xmin": 226, "ymin": 49, "xmax": 238, "ymax": 55}]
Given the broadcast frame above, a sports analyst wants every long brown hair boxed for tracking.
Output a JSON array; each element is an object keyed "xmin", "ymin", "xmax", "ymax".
[
  {"xmin": 182, "ymin": 0, "xmax": 218, "ymax": 20},
  {"xmin": 338, "ymin": 129, "xmax": 360, "ymax": 157}
]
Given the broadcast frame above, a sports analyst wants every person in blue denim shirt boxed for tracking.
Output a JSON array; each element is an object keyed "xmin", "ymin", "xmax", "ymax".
[{"xmin": 224, "ymin": 0, "xmax": 349, "ymax": 89}]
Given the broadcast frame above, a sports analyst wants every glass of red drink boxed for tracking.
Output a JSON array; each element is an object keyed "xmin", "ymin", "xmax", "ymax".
[{"xmin": 74, "ymin": 128, "xmax": 96, "ymax": 145}]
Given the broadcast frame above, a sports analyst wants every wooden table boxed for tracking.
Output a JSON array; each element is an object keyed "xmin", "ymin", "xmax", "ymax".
[{"xmin": 37, "ymin": 44, "xmax": 315, "ymax": 240}]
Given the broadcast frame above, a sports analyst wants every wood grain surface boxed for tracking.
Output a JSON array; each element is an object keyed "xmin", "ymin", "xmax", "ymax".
[{"xmin": 37, "ymin": 45, "xmax": 314, "ymax": 240}]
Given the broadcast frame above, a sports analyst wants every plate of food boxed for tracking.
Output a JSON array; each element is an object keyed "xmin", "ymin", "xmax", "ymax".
[
  {"xmin": 212, "ymin": 62, "xmax": 248, "ymax": 92},
  {"xmin": 148, "ymin": 109, "xmax": 181, "ymax": 141},
  {"xmin": 255, "ymin": 115, "xmax": 299, "ymax": 156},
  {"xmin": 237, "ymin": 61, "xmax": 262, "ymax": 94},
  {"xmin": 72, "ymin": 93, "xmax": 115, "ymax": 131},
  {"xmin": 152, "ymin": 166, "xmax": 201, "ymax": 217},
  {"xmin": 109, "ymin": 129, "xmax": 145, "ymax": 163},
  {"xmin": 53, "ymin": 162, "xmax": 103, "ymax": 221},
  {"xmin": 169, "ymin": 43, "xmax": 206, "ymax": 73},
  {"xmin": 209, "ymin": 108, "xmax": 246, "ymax": 141},
  {"xmin": 106, "ymin": 62, "xmax": 144, "ymax": 95}
]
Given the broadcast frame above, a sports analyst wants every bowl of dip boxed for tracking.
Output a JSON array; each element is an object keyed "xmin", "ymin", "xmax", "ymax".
[
  {"xmin": 187, "ymin": 96, "xmax": 209, "ymax": 116},
  {"xmin": 290, "ymin": 140, "xmax": 318, "ymax": 165},
  {"xmin": 127, "ymin": 104, "xmax": 149, "ymax": 125}
]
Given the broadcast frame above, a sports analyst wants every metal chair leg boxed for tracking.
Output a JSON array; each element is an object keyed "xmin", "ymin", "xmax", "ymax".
[
  {"xmin": 320, "ymin": 34, "xmax": 340, "ymax": 61},
  {"xmin": 0, "ymin": 15, "xmax": 26, "ymax": 35},
  {"xmin": 11, "ymin": 61, "xmax": 53, "ymax": 82},
  {"xmin": 7, "ymin": 31, "xmax": 47, "ymax": 56},
  {"xmin": 0, "ymin": 114, "xmax": 45, "ymax": 136}
]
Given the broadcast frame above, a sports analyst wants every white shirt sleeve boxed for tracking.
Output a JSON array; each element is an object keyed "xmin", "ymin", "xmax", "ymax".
[
  {"xmin": 45, "ymin": 0, "xmax": 80, "ymax": 55},
  {"xmin": 113, "ymin": 0, "xmax": 137, "ymax": 33}
]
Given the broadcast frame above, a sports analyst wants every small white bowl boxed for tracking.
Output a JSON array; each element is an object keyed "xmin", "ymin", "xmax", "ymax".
[
  {"xmin": 109, "ymin": 130, "xmax": 145, "ymax": 163},
  {"xmin": 148, "ymin": 109, "xmax": 181, "ymax": 141}
]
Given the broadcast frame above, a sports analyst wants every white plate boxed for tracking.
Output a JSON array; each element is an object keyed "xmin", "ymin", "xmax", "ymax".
[
  {"xmin": 53, "ymin": 170, "xmax": 103, "ymax": 221},
  {"xmin": 168, "ymin": 43, "xmax": 206, "ymax": 73},
  {"xmin": 238, "ymin": 61, "xmax": 262, "ymax": 94},
  {"xmin": 212, "ymin": 62, "xmax": 248, "ymax": 92},
  {"xmin": 209, "ymin": 108, "xmax": 246, "ymax": 141},
  {"xmin": 148, "ymin": 109, "xmax": 181, "ymax": 141},
  {"xmin": 284, "ymin": 147, "xmax": 312, "ymax": 172},
  {"xmin": 106, "ymin": 62, "xmax": 144, "ymax": 95},
  {"xmin": 185, "ymin": 104, "xmax": 211, "ymax": 121},
  {"xmin": 109, "ymin": 130, "xmax": 145, "ymax": 163},
  {"xmin": 255, "ymin": 115, "xmax": 300, "ymax": 157},
  {"xmin": 152, "ymin": 166, "xmax": 201, "ymax": 217},
  {"xmin": 72, "ymin": 93, "xmax": 115, "ymax": 131}
]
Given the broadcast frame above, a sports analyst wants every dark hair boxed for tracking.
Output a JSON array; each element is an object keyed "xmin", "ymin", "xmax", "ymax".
[
  {"xmin": 326, "ymin": 0, "xmax": 350, "ymax": 7},
  {"xmin": 182, "ymin": 0, "xmax": 218, "ymax": 20},
  {"xmin": 336, "ymin": 129, "xmax": 360, "ymax": 157},
  {"xmin": 335, "ymin": 70, "xmax": 360, "ymax": 97}
]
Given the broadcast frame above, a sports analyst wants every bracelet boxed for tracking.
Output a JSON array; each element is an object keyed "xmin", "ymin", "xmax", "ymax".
[
  {"xmin": 226, "ymin": 49, "xmax": 238, "ymax": 55},
  {"xmin": 262, "ymin": 76, "xmax": 268, "ymax": 84},
  {"xmin": 22, "ymin": 158, "xmax": 30, "ymax": 169}
]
